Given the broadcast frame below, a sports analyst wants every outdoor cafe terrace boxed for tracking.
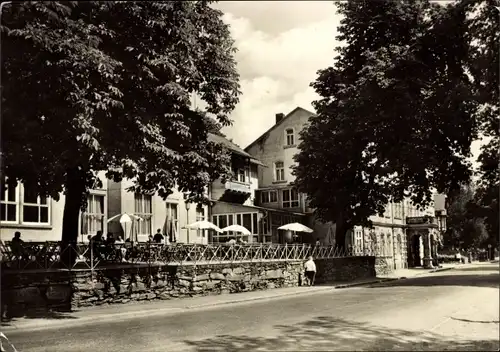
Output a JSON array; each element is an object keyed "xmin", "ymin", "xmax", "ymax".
[{"xmin": 0, "ymin": 241, "xmax": 377, "ymax": 271}]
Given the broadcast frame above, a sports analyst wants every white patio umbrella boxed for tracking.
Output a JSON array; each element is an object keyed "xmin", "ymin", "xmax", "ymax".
[
  {"xmin": 184, "ymin": 220, "xmax": 223, "ymax": 233},
  {"xmin": 222, "ymin": 224, "xmax": 251, "ymax": 236},
  {"xmin": 279, "ymin": 222, "xmax": 313, "ymax": 244},
  {"xmin": 107, "ymin": 213, "xmax": 144, "ymax": 241},
  {"xmin": 278, "ymin": 223, "xmax": 314, "ymax": 233}
]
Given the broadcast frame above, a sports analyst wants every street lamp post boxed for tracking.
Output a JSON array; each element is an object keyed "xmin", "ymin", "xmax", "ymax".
[{"xmin": 185, "ymin": 201, "xmax": 191, "ymax": 244}]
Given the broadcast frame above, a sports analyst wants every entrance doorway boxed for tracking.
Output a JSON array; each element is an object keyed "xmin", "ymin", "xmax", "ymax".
[{"xmin": 409, "ymin": 234, "xmax": 422, "ymax": 267}]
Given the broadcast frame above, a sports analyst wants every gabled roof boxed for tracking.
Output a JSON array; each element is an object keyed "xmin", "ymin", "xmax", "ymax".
[
  {"xmin": 244, "ymin": 107, "xmax": 316, "ymax": 152},
  {"xmin": 208, "ymin": 133, "xmax": 265, "ymax": 166}
]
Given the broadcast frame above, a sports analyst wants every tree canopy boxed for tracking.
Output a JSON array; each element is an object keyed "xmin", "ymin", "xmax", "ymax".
[
  {"xmin": 293, "ymin": 0, "xmax": 498, "ymax": 248},
  {"xmin": 443, "ymin": 183, "xmax": 488, "ymax": 249},
  {"xmin": 1, "ymin": 1, "xmax": 240, "ymax": 243}
]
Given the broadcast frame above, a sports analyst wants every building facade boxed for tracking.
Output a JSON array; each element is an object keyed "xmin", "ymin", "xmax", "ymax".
[
  {"xmin": 107, "ymin": 179, "xmax": 209, "ymax": 244},
  {"xmin": 244, "ymin": 107, "xmax": 447, "ymax": 268},
  {"xmin": 208, "ymin": 133, "xmax": 306, "ymax": 244},
  {"xmin": 0, "ymin": 171, "xmax": 109, "ymax": 242}
]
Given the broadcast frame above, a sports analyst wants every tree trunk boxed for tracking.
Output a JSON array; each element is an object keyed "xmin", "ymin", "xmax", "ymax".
[
  {"xmin": 61, "ymin": 167, "xmax": 87, "ymax": 266},
  {"xmin": 334, "ymin": 214, "xmax": 347, "ymax": 251}
]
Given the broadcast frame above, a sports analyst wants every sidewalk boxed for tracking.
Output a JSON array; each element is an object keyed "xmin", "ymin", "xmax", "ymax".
[{"xmin": 379, "ymin": 262, "xmax": 458, "ymax": 280}]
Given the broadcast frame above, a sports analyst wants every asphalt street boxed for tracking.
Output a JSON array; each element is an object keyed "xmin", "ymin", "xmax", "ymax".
[{"xmin": 3, "ymin": 263, "xmax": 499, "ymax": 351}]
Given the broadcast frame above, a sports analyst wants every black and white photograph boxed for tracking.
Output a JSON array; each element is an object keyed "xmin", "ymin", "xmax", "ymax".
[{"xmin": 0, "ymin": 1, "xmax": 498, "ymax": 351}]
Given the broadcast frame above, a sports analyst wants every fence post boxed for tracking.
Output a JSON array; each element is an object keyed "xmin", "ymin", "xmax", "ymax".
[
  {"xmin": 90, "ymin": 241, "xmax": 95, "ymax": 288},
  {"xmin": 148, "ymin": 241, "xmax": 152, "ymax": 287}
]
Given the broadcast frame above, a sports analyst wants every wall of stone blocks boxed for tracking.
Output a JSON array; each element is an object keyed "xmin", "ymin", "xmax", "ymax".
[{"xmin": 1, "ymin": 255, "xmax": 394, "ymax": 317}]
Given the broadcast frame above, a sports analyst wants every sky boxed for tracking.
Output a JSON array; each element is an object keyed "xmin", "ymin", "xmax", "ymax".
[{"xmin": 211, "ymin": 1, "xmax": 484, "ymax": 168}]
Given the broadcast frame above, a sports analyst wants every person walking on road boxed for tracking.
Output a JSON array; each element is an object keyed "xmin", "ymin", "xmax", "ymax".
[{"xmin": 304, "ymin": 256, "xmax": 317, "ymax": 286}]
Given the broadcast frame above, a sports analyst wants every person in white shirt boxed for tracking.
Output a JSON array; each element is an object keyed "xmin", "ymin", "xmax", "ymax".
[
  {"xmin": 114, "ymin": 235, "xmax": 127, "ymax": 261},
  {"xmin": 304, "ymin": 256, "xmax": 316, "ymax": 286}
]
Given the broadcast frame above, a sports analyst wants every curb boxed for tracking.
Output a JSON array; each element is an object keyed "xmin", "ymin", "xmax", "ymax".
[
  {"xmin": 430, "ymin": 267, "xmax": 454, "ymax": 273},
  {"xmin": 1, "ymin": 287, "xmax": 334, "ymax": 333},
  {"xmin": 185, "ymin": 287, "xmax": 333, "ymax": 309},
  {"xmin": 334, "ymin": 277, "xmax": 399, "ymax": 289}
]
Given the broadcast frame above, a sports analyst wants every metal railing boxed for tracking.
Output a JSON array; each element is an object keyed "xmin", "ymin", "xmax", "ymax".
[{"xmin": 0, "ymin": 241, "xmax": 368, "ymax": 270}]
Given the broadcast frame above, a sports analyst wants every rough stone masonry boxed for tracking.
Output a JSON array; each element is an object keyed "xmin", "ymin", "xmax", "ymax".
[{"xmin": 1, "ymin": 256, "xmax": 392, "ymax": 316}]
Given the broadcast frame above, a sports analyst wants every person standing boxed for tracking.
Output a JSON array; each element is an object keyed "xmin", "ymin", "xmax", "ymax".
[
  {"xmin": 153, "ymin": 228, "xmax": 164, "ymax": 244},
  {"xmin": 11, "ymin": 231, "xmax": 24, "ymax": 258},
  {"xmin": 304, "ymin": 256, "xmax": 317, "ymax": 286}
]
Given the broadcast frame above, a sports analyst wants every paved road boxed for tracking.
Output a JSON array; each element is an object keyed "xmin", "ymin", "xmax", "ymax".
[{"xmin": 3, "ymin": 263, "xmax": 499, "ymax": 351}]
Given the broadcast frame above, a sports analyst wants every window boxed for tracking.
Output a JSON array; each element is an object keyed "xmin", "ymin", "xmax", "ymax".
[
  {"xmin": 405, "ymin": 201, "xmax": 414, "ymax": 218},
  {"xmin": 1, "ymin": 181, "xmax": 18, "ymax": 223},
  {"xmin": 355, "ymin": 229, "xmax": 363, "ymax": 252},
  {"xmin": 383, "ymin": 204, "xmax": 391, "ymax": 218},
  {"xmin": 211, "ymin": 213, "xmax": 260, "ymax": 243},
  {"xmin": 394, "ymin": 202, "xmax": 402, "ymax": 219},
  {"xmin": 196, "ymin": 206, "xmax": 205, "ymax": 238},
  {"xmin": 237, "ymin": 168, "xmax": 245, "ymax": 183},
  {"xmin": 1, "ymin": 181, "xmax": 53, "ymax": 226},
  {"xmin": 285, "ymin": 128, "xmax": 295, "ymax": 146},
  {"xmin": 212, "ymin": 214, "xmax": 231, "ymax": 243},
  {"xmin": 243, "ymin": 213, "xmax": 252, "ymax": 232},
  {"xmin": 261, "ymin": 190, "xmax": 278, "ymax": 204},
  {"xmin": 81, "ymin": 194, "xmax": 105, "ymax": 235},
  {"xmin": 282, "ymin": 189, "xmax": 299, "ymax": 208},
  {"xmin": 275, "ymin": 162, "xmax": 285, "ymax": 182},
  {"xmin": 135, "ymin": 193, "xmax": 152, "ymax": 236},
  {"xmin": 396, "ymin": 234, "xmax": 402, "ymax": 255},
  {"xmin": 22, "ymin": 185, "xmax": 50, "ymax": 224},
  {"xmin": 379, "ymin": 233, "xmax": 386, "ymax": 256},
  {"xmin": 386, "ymin": 234, "xmax": 392, "ymax": 256},
  {"xmin": 234, "ymin": 166, "xmax": 249, "ymax": 183}
]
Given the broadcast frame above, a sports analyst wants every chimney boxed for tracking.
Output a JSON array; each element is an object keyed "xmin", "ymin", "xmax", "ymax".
[{"xmin": 275, "ymin": 113, "xmax": 285, "ymax": 124}]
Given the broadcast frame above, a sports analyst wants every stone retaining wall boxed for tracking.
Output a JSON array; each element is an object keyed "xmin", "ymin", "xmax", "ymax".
[
  {"xmin": 314, "ymin": 256, "xmax": 377, "ymax": 284},
  {"xmin": 1, "ymin": 256, "xmax": 393, "ymax": 317}
]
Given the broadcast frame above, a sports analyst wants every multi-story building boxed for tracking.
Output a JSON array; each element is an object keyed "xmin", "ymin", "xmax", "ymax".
[
  {"xmin": 0, "ymin": 134, "xmax": 232, "ymax": 244},
  {"xmin": 245, "ymin": 107, "xmax": 447, "ymax": 268},
  {"xmin": 0, "ymin": 131, "xmax": 301, "ymax": 245},
  {"xmin": 209, "ymin": 133, "xmax": 305, "ymax": 244},
  {"xmin": 0, "ymin": 171, "xmax": 109, "ymax": 242},
  {"xmin": 107, "ymin": 178, "xmax": 209, "ymax": 244}
]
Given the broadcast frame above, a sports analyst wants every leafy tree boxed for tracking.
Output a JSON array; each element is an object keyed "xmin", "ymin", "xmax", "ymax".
[
  {"xmin": 1, "ymin": 1, "xmax": 239, "ymax": 247},
  {"xmin": 293, "ymin": 0, "xmax": 489, "ymax": 249},
  {"xmin": 203, "ymin": 114, "xmax": 227, "ymax": 137},
  {"xmin": 463, "ymin": 0, "xmax": 499, "ymax": 250},
  {"xmin": 474, "ymin": 185, "xmax": 498, "ymax": 248},
  {"xmin": 444, "ymin": 183, "xmax": 488, "ymax": 249}
]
